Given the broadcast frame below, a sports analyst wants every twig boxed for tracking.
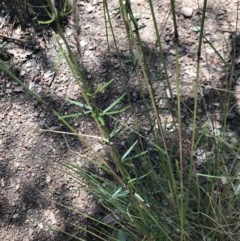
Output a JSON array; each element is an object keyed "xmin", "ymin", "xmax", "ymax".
[
  {"xmin": 6, "ymin": 205, "xmax": 18, "ymax": 231},
  {"xmin": 41, "ymin": 127, "xmax": 104, "ymax": 141},
  {"xmin": 0, "ymin": 34, "xmax": 31, "ymax": 43},
  {"xmin": 218, "ymin": 28, "xmax": 235, "ymax": 33}
]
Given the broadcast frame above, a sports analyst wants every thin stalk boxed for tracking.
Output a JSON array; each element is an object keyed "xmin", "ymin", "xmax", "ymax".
[
  {"xmin": 104, "ymin": 0, "xmax": 131, "ymax": 101},
  {"xmin": 188, "ymin": 0, "xmax": 208, "ymax": 237},
  {"xmin": 190, "ymin": 0, "xmax": 208, "ymax": 163},
  {"xmin": 119, "ymin": 0, "xmax": 157, "ymax": 135},
  {"xmin": 148, "ymin": 0, "xmax": 174, "ymax": 101},
  {"xmin": 123, "ymin": 0, "xmax": 169, "ymax": 155},
  {"xmin": 102, "ymin": 0, "xmax": 110, "ymax": 51},
  {"xmin": 71, "ymin": 0, "xmax": 81, "ymax": 57},
  {"xmin": 169, "ymin": 0, "xmax": 185, "ymax": 239}
]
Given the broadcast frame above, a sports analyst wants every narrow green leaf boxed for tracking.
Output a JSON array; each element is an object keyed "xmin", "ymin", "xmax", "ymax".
[
  {"xmin": 109, "ymin": 125, "xmax": 123, "ymax": 139},
  {"xmin": 105, "ymin": 105, "xmax": 131, "ymax": 115},
  {"xmin": 123, "ymin": 150, "xmax": 149, "ymax": 162},
  {"xmin": 66, "ymin": 98, "xmax": 92, "ymax": 110},
  {"xmin": 59, "ymin": 111, "xmax": 91, "ymax": 119},
  {"xmin": 94, "ymin": 79, "xmax": 114, "ymax": 95},
  {"xmin": 134, "ymin": 193, "xmax": 150, "ymax": 207},
  {"xmin": 127, "ymin": 178, "xmax": 138, "ymax": 184},
  {"xmin": 121, "ymin": 140, "xmax": 138, "ymax": 163},
  {"xmin": 111, "ymin": 187, "xmax": 129, "ymax": 199},
  {"xmin": 103, "ymin": 93, "xmax": 126, "ymax": 114},
  {"xmin": 134, "ymin": 192, "xmax": 145, "ymax": 202},
  {"xmin": 98, "ymin": 116, "xmax": 105, "ymax": 126}
]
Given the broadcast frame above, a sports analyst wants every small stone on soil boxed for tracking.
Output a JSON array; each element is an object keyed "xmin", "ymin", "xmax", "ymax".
[
  {"xmin": 169, "ymin": 49, "xmax": 176, "ymax": 55},
  {"xmin": 180, "ymin": 7, "xmax": 193, "ymax": 18}
]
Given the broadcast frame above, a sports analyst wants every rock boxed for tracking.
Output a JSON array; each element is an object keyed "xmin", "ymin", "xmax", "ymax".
[
  {"xmin": 28, "ymin": 228, "xmax": 34, "ymax": 237},
  {"xmin": 46, "ymin": 175, "xmax": 51, "ymax": 184},
  {"xmin": 166, "ymin": 88, "xmax": 171, "ymax": 98},
  {"xmin": 169, "ymin": 49, "xmax": 176, "ymax": 55},
  {"xmin": 13, "ymin": 86, "xmax": 23, "ymax": 92},
  {"xmin": 5, "ymin": 89, "xmax": 12, "ymax": 94},
  {"xmin": 12, "ymin": 214, "xmax": 19, "ymax": 219},
  {"xmin": 49, "ymin": 211, "xmax": 57, "ymax": 225},
  {"xmin": 1, "ymin": 178, "xmax": 5, "ymax": 187},
  {"xmin": 38, "ymin": 119, "xmax": 46, "ymax": 128},
  {"xmin": 180, "ymin": 7, "xmax": 193, "ymax": 18},
  {"xmin": 15, "ymin": 184, "xmax": 20, "ymax": 191},
  {"xmin": 80, "ymin": 40, "xmax": 88, "ymax": 49},
  {"xmin": 38, "ymin": 223, "xmax": 44, "ymax": 229}
]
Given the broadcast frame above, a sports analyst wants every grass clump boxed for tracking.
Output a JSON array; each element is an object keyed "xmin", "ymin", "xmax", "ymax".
[{"xmin": 1, "ymin": 0, "xmax": 240, "ymax": 240}]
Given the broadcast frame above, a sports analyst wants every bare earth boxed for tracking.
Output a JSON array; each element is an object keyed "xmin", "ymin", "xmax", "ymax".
[{"xmin": 0, "ymin": 0, "xmax": 240, "ymax": 240}]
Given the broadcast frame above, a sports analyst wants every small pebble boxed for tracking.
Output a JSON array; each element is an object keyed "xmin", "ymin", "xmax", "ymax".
[
  {"xmin": 38, "ymin": 223, "xmax": 44, "ymax": 229},
  {"xmin": 28, "ymin": 228, "xmax": 34, "ymax": 236},
  {"xmin": 46, "ymin": 175, "xmax": 51, "ymax": 184},
  {"xmin": 169, "ymin": 49, "xmax": 176, "ymax": 55},
  {"xmin": 180, "ymin": 7, "xmax": 193, "ymax": 18},
  {"xmin": 15, "ymin": 184, "xmax": 20, "ymax": 191},
  {"xmin": 12, "ymin": 214, "xmax": 19, "ymax": 219}
]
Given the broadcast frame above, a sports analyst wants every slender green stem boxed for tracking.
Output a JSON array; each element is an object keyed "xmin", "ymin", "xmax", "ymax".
[
  {"xmin": 148, "ymin": 0, "xmax": 174, "ymax": 108},
  {"xmin": 169, "ymin": 0, "xmax": 185, "ymax": 239},
  {"xmin": 188, "ymin": 0, "xmax": 208, "ymax": 236}
]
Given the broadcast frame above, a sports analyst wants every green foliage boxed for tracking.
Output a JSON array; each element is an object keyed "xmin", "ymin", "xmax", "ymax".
[
  {"xmin": 1, "ymin": 0, "xmax": 240, "ymax": 240},
  {"xmin": 9, "ymin": 0, "xmax": 70, "ymax": 24}
]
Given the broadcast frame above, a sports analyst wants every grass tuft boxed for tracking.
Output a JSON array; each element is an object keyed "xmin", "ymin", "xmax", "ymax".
[{"xmin": 1, "ymin": 0, "xmax": 240, "ymax": 240}]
